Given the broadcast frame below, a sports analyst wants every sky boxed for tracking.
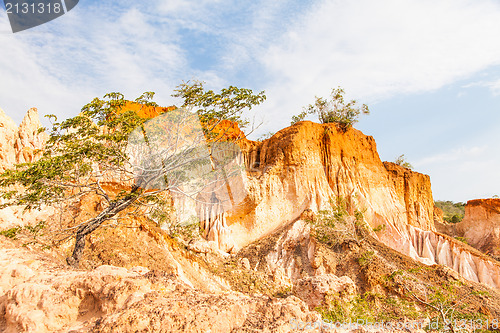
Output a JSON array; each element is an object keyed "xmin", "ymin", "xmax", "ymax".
[{"xmin": 0, "ymin": 0, "xmax": 499, "ymax": 202}]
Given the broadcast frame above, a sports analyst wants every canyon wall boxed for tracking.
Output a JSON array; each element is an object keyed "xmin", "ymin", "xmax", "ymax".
[
  {"xmin": 456, "ymin": 199, "xmax": 500, "ymax": 256},
  {"xmin": 211, "ymin": 121, "xmax": 436, "ymax": 252},
  {"xmin": 2, "ymin": 108, "xmax": 500, "ymax": 290},
  {"xmin": 199, "ymin": 121, "xmax": 500, "ymax": 288},
  {"xmin": 0, "ymin": 108, "xmax": 51, "ymax": 230}
]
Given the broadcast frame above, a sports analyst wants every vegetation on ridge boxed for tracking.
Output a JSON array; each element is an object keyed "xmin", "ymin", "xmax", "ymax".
[
  {"xmin": 435, "ymin": 200, "xmax": 465, "ymax": 223},
  {"xmin": 393, "ymin": 154, "xmax": 413, "ymax": 170},
  {"xmin": 291, "ymin": 86, "xmax": 369, "ymax": 131}
]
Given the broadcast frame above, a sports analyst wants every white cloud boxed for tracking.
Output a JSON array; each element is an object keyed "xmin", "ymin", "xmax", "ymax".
[
  {"xmin": 417, "ymin": 144, "xmax": 500, "ymax": 201},
  {"xmin": 489, "ymin": 80, "xmax": 500, "ymax": 95},
  {"xmin": 414, "ymin": 146, "xmax": 488, "ymax": 167},
  {"xmin": 0, "ymin": 2, "xmax": 220, "ymax": 124},
  {"xmin": 1, "ymin": 0, "xmax": 498, "ymax": 202},
  {"xmin": 463, "ymin": 78, "xmax": 500, "ymax": 95},
  {"xmin": 253, "ymin": 0, "xmax": 500, "ymax": 136}
]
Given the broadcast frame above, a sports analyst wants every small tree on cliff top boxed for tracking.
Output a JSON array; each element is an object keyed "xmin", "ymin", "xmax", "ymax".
[
  {"xmin": 291, "ymin": 87, "xmax": 369, "ymax": 131},
  {"xmin": 394, "ymin": 154, "xmax": 413, "ymax": 170},
  {"xmin": 0, "ymin": 81, "xmax": 265, "ymax": 267}
]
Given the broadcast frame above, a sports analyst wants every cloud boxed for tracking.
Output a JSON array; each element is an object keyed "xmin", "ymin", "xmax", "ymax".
[
  {"xmin": 1, "ymin": 0, "xmax": 499, "ymax": 202},
  {"xmin": 409, "ymin": 140, "xmax": 500, "ymax": 202},
  {"xmin": 253, "ymin": 0, "xmax": 500, "ymax": 135},
  {"xmin": 463, "ymin": 78, "xmax": 500, "ymax": 96},
  {"xmin": 414, "ymin": 146, "xmax": 488, "ymax": 167},
  {"xmin": 0, "ymin": 1, "xmax": 221, "ymax": 124}
]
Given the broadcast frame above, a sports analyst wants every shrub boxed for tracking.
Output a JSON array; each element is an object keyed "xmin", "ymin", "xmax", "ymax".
[
  {"xmin": 293, "ymin": 87, "xmax": 369, "ymax": 131},
  {"xmin": 393, "ymin": 154, "xmax": 413, "ymax": 169}
]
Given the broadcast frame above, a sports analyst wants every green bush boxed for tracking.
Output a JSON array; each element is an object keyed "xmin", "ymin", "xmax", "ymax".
[
  {"xmin": 393, "ymin": 154, "xmax": 413, "ymax": 170},
  {"xmin": 435, "ymin": 201, "xmax": 465, "ymax": 223},
  {"xmin": 0, "ymin": 226, "xmax": 22, "ymax": 239},
  {"xmin": 291, "ymin": 87, "xmax": 369, "ymax": 131}
]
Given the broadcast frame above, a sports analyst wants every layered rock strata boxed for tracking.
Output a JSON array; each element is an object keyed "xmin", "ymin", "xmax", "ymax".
[
  {"xmin": 456, "ymin": 199, "xmax": 500, "ymax": 256},
  {"xmin": 0, "ymin": 108, "xmax": 50, "ymax": 229},
  {"xmin": 195, "ymin": 121, "xmax": 500, "ymax": 288},
  {"xmin": 3, "ymin": 108, "xmax": 500, "ymax": 290}
]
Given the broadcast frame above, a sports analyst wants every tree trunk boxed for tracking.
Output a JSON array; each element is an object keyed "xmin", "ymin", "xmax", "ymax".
[
  {"xmin": 66, "ymin": 191, "xmax": 139, "ymax": 267},
  {"xmin": 66, "ymin": 231, "xmax": 86, "ymax": 267}
]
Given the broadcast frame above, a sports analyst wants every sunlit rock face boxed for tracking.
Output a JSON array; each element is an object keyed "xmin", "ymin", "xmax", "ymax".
[
  {"xmin": 0, "ymin": 108, "xmax": 19, "ymax": 171},
  {"xmin": 15, "ymin": 108, "xmax": 48, "ymax": 164},
  {"xmin": 402, "ymin": 225, "xmax": 500, "ymax": 288},
  {"xmin": 0, "ymin": 108, "xmax": 51, "ymax": 230},
  {"xmin": 194, "ymin": 121, "xmax": 500, "ymax": 289},
  {"xmin": 3, "ymin": 108, "xmax": 500, "ymax": 290},
  {"xmin": 217, "ymin": 121, "xmax": 436, "ymax": 252},
  {"xmin": 383, "ymin": 162, "xmax": 435, "ymax": 230},
  {"xmin": 456, "ymin": 199, "xmax": 500, "ymax": 257},
  {"xmin": 0, "ymin": 107, "xmax": 47, "ymax": 171}
]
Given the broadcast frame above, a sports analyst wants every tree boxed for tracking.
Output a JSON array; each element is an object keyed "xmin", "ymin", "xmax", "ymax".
[
  {"xmin": 403, "ymin": 281, "xmax": 486, "ymax": 333},
  {"xmin": 394, "ymin": 154, "xmax": 413, "ymax": 170},
  {"xmin": 0, "ymin": 82, "xmax": 266, "ymax": 267},
  {"xmin": 291, "ymin": 87, "xmax": 369, "ymax": 131},
  {"xmin": 173, "ymin": 80, "xmax": 266, "ymax": 131}
]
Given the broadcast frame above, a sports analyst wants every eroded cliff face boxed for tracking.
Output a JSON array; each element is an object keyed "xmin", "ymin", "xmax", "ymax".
[
  {"xmin": 404, "ymin": 225, "xmax": 500, "ymax": 287},
  {"xmin": 0, "ymin": 107, "xmax": 47, "ymax": 171},
  {"xmin": 3, "ymin": 108, "xmax": 500, "ymax": 291},
  {"xmin": 0, "ymin": 108, "xmax": 18, "ymax": 171},
  {"xmin": 456, "ymin": 199, "xmax": 500, "ymax": 257},
  {"xmin": 383, "ymin": 162, "xmax": 435, "ymax": 230},
  {"xmin": 209, "ymin": 121, "xmax": 435, "ymax": 252},
  {"xmin": 195, "ymin": 121, "xmax": 500, "ymax": 288},
  {"xmin": 0, "ymin": 108, "xmax": 51, "ymax": 230}
]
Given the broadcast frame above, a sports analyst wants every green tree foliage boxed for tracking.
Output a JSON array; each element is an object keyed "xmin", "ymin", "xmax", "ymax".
[
  {"xmin": 404, "ymin": 281, "xmax": 487, "ymax": 333},
  {"xmin": 435, "ymin": 201, "xmax": 465, "ymax": 224},
  {"xmin": 308, "ymin": 196, "xmax": 367, "ymax": 247},
  {"xmin": 393, "ymin": 154, "xmax": 413, "ymax": 170},
  {"xmin": 0, "ymin": 83, "xmax": 266, "ymax": 267},
  {"xmin": 291, "ymin": 87, "xmax": 369, "ymax": 131},
  {"xmin": 172, "ymin": 80, "xmax": 266, "ymax": 130}
]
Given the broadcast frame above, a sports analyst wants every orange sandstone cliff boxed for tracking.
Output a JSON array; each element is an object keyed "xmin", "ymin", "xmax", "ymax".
[
  {"xmin": 6, "ymin": 107, "xmax": 500, "ymax": 332},
  {"xmin": 193, "ymin": 120, "xmax": 500, "ymax": 288},
  {"xmin": 456, "ymin": 199, "xmax": 500, "ymax": 256},
  {"xmin": 205, "ymin": 120, "xmax": 436, "ymax": 251},
  {"xmin": 3, "ymin": 107, "xmax": 500, "ymax": 290}
]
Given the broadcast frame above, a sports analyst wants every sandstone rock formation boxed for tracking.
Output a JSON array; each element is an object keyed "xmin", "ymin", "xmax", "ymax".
[
  {"xmin": 383, "ymin": 161, "xmax": 435, "ymax": 230},
  {"xmin": 217, "ymin": 121, "xmax": 436, "ymax": 250},
  {"xmin": 189, "ymin": 121, "xmax": 500, "ymax": 289},
  {"xmin": 404, "ymin": 224, "xmax": 500, "ymax": 287},
  {"xmin": 0, "ymin": 108, "xmax": 19, "ymax": 171},
  {"xmin": 3, "ymin": 106, "xmax": 500, "ymax": 331},
  {"xmin": 0, "ymin": 107, "xmax": 47, "ymax": 171},
  {"xmin": 15, "ymin": 107, "xmax": 48, "ymax": 164},
  {"xmin": 0, "ymin": 236, "xmax": 320, "ymax": 333},
  {"xmin": 0, "ymin": 108, "xmax": 51, "ymax": 230},
  {"xmin": 456, "ymin": 199, "xmax": 500, "ymax": 257}
]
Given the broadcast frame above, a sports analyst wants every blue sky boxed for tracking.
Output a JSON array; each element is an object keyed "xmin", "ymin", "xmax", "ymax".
[{"xmin": 1, "ymin": 0, "xmax": 499, "ymax": 202}]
